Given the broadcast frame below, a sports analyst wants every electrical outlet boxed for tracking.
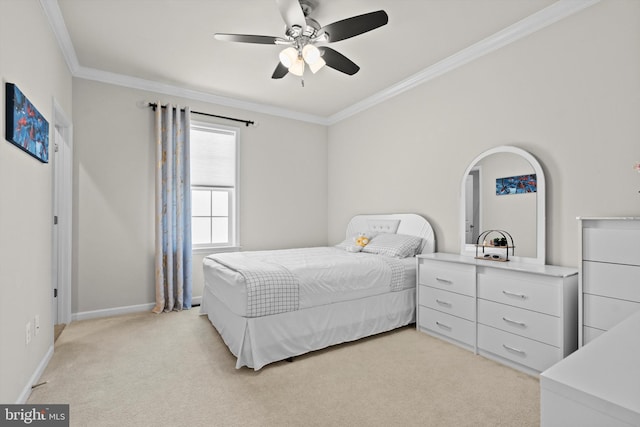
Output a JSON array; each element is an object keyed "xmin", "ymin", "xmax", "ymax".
[
  {"xmin": 26, "ymin": 322, "xmax": 31, "ymax": 345},
  {"xmin": 34, "ymin": 315, "xmax": 40, "ymax": 336}
]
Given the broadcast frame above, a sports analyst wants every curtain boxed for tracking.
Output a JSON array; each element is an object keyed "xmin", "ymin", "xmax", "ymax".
[{"xmin": 153, "ymin": 103, "xmax": 193, "ymax": 313}]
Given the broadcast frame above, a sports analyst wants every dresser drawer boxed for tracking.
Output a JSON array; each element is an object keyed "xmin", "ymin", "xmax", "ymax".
[
  {"xmin": 419, "ymin": 286, "xmax": 475, "ymax": 321},
  {"xmin": 583, "ymin": 294, "xmax": 640, "ymax": 331},
  {"xmin": 478, "ymin": 324, "xmax": 561, "ymax": 372},
  {"xmin": 477, "ymin": 299, "xmax": 561, "ymax": 347},
  {"xmin": 418, "ymin": 306, "xmax": 475, "ymax": 347},
  {"xmin": 583, "ymin": 227, "xmax": 640, "ymax": 265},
  {"xmin": 583, "ymin": 261, "xmax": 640, "ymax": 302},
  {"xmin": 418, "ymin": 260, "xmax": 475, "ymax": 296},
  {"xmin": 477, "ymin": 270, "xmax": 561, "ymax": 316}
]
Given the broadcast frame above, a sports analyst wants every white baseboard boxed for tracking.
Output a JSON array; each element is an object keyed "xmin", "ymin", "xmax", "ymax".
[
  {"xmin": 17, "ymin": 344, "xmax": 54, "ymax": 404},
  {"xmin": 72, "ymin": 296, "xmax": 202, "ymax": 322}
]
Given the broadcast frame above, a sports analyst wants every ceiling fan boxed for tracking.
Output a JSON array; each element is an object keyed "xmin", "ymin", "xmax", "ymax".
[{"xmin": 213, "ymin": 0, "xmax": 388, "ymax": 81}]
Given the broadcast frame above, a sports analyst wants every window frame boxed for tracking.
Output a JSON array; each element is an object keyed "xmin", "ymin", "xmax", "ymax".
[{"xmin": 190, "ymin": 120, "xmax": 240, "ymax": 254}]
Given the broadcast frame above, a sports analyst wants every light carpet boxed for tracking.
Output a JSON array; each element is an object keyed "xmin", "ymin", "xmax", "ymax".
[{"xmin": 28, "ymin": 309, "xmax": 539, "ymax": 426}]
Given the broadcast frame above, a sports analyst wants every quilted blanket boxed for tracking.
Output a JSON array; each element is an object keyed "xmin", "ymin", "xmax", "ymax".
[{"xmin": 208, "ymin": 252, "xmax": 299, "ymax": 317}]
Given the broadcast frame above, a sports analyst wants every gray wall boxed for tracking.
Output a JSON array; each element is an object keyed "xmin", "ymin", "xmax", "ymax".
[
  {"xmin": 328, "ymin": 0, "xmax": 640, "ymax": 268},
  {"xmin": 71, "ymin": 79, "xmax": 328, "ymax": 314},
  {"xmin": 0, "ymin": 0, "xmax": 73, "ymax": 403}
]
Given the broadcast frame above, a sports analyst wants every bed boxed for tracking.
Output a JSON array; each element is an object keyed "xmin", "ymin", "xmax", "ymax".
[{"xmin": 200, "ymin": 213, "xmax": 436, "ymax": 370}]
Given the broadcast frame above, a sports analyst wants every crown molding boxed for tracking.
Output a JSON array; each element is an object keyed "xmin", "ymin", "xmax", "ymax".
[
  {"xmin": 42, "ymin": 0, "xmax": 599, "ymax": 127},
  {"xmin": 40, "ymin": 0, "xmax": 80, "ymax": 73},
  {"xmin": 327, "ymin": 0, "xmax": 600, "ymax": 125},
  {"xmin": 73, "ymin": 65, "xmax": 330, "ymax": 125}
]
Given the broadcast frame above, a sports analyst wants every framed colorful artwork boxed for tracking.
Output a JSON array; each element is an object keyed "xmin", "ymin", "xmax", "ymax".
[
  {"xmin": 5, "ymin": 83, "xmax": 49, "ymax": 163},
  {"xmin": 496, "ymin": 174, "xmax": 537, "ymax": 195}
]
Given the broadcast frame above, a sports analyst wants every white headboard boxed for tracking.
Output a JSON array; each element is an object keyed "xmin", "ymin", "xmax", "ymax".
[{"xmin": 345, "ymin": 213, "xmax": 436, "ymax": 254}]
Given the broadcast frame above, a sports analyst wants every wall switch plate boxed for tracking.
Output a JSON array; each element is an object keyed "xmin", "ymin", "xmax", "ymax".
[{"xmin": 26, "ymin": 322, "xmax": 31, "ymax": 345}]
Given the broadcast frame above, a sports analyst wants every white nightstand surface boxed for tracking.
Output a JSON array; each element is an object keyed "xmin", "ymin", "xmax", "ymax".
[{"xmin": 540, "ymin": 310, "xmax": 640, "ymax": 425}]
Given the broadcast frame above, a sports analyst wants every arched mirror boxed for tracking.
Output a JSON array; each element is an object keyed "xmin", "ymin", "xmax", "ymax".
[{"xmin": 460, "ymin": 145, "xmax": 545, "ymax": 264}]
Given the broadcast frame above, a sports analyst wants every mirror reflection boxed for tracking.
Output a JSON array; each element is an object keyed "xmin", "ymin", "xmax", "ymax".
[{"xmin": 464, "ymin": 153, "xmax": 537, "ymax": 258}]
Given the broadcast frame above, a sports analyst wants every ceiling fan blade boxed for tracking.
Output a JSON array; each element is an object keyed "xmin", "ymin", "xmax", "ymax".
[
  {"xmin": 320, "ymin": 10, "xmax": 388, "ymax": 43},
  {"xmin": 275, "ymin": 0, "xmax": 307, "ymax": 31},
  {"xmin": 213, "ymin": 33, "xmax": 281, "ymax": 45},
  {"xmin": 319, "ymin": 47, "xmax": 360, "ymax": 75},
  {"xmin": 271, "ymin": 62, "xmax": 289, "ymax": 79}
]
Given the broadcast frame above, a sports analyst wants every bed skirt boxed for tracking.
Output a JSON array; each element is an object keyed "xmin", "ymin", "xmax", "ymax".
[{"xmin": 200, "ymin": 286, "xmax": 416, "ymax": 370}]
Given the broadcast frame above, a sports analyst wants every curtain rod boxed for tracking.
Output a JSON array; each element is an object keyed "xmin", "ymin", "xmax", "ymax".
[{"xmin": 147, "ymin": 102, "xmax": 254, "ymax": 127}]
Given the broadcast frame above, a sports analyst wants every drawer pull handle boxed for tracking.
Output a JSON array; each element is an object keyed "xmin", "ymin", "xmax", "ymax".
[
  {"xmin": 436, "ymin": 277, "xmax": 453, "ymax": 284},
  {"xmin": 502, "ymin": 290, "xmax": 527, "ymax": 299},
  {"xmin": 502, "ymin": 317, "xmax": 526, "ymax": 327},
  {"xmin": 435, "ymin": 299, "xmax": 452, "ymax": 307},
  {"xmin": 502, "ymin": 344, "xmax": 526, "ymax": 355},
  {"xmin": 435, "ymin": 321, "xmax": 452, "ymax": 330}
]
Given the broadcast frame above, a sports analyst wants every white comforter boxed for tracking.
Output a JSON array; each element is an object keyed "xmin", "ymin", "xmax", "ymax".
[{"xmin": 204, "ymin": 247, "xmax": 415, "ymax": 317}]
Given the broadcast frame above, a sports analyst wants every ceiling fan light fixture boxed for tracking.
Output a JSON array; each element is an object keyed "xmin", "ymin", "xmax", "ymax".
[
  {"xmin": 279, "ymin": 47, "xmax": 298, "ymax": 68},
  {"xmin": 288, "ymin": 57, "xmax": 305, "ymax": 76},
  {"xmin": 309, "ymin": 57, "xmax": 325, "ymax": 74},
  {"xmin": 302, "ymin": 44, "xmax": 321, "ymax": 64},
  {"xmin": 214, "ymin": 3, "xmax": 389, "ymax": 81}
]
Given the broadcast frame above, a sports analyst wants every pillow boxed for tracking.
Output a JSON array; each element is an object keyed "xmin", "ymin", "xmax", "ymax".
[
  {"xmin": 367, "ymin": 219, "xmax": 400, "ymax": 234},
  {"xmin": 361, "ymin": 233, "xmax": 424, "ymax": 258},
  {"xmin": 335, "ymin": 232, "xmax": 374, "ymax": 253}
]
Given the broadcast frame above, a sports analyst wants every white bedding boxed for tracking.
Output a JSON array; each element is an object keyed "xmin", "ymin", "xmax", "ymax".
[
  {"xmin": 200, "ymin": 213, "xmax": 435, "ymax": 370},
  {"xmin": 203, "ymin": 246, "xmax": 416, "ymax": 317}
]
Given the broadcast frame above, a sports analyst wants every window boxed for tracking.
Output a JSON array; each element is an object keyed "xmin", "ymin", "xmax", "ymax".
[{"xmin": 190, "ymin": 122, "xmax": 239, "ymax": 250}]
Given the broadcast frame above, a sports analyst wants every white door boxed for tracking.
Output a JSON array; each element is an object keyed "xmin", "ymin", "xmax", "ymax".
[
  {"xmin": 52, "ymin": 129, "xmax": 61, "ymax": 323},
  {"xmin": 52, "ymin": 126, "xmax": 72, "ymax": 325}
]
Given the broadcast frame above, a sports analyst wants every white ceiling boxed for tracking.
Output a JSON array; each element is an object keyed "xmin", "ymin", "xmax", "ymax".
[{"xmin": 48, "ymin": 0, "xmax": 591, "ymax": 123}]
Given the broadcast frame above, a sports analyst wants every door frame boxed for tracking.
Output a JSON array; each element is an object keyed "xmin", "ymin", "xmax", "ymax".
[
  {"xmin": 52, "ymin": 98, "xmax": 73, "ymax": 325},
  {"xmin": 464, "ymin": 167, "xmax": 481, "ymax": 245}
]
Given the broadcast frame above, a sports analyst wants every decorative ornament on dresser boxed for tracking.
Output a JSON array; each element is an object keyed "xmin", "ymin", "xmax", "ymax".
[{"xmin": 474, "ymin": 229, "xmax": 514, "ymax": 262}]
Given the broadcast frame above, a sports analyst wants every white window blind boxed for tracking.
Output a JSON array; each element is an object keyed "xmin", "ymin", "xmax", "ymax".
[
  {"xmin": 190, "ymin": 126, "xmax": 236, "ymax": 187},
  {"xmin": 190, "ymin": 122, "xmax": 238, "ymax": 249}
]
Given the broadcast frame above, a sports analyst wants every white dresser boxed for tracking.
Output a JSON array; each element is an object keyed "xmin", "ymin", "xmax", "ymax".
[
  {"xmin": 541, "ymin": 310, "xmax": 640, "ymax": 426},
  {"xmin": 417, "ymin": 253, "xmax": 578, "ymax": 375},
  {"xmin": 579, "ymin": 217, "xmax": 640, "ymax": 346}
]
